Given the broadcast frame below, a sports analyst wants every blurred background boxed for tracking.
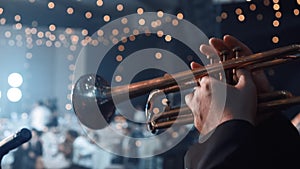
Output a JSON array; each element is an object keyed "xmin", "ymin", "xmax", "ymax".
[{"xmin": 0, "ymin": 0, "xmax": 299, "ymax": 169}]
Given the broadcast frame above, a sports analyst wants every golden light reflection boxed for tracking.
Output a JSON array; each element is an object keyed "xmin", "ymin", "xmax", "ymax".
[
  {"xmin": 15, "ymin": 15, "xmax": 21, "ymax": 22},
  {"xmin": 117, "ymin": 4, "xmax": 124, "ymax": 11},
  {"xmin": 221, "ymin": 12, "xmax": 228, "ymax": 19},
  {"xmin": 172, "ymin": 19, "xmax": 179, "ymax": 26},
  {"xmin": 15, "ymin": 23, "xmax": 22, "ymax": 30},
  {"xmin": 85, "ymin": 11, "xmax": 92, "ymax": 19},
  {"xmin": 272, "ymin": 36, "xmax": 279, "ymax": 43},
  {"xmin": 294, "ymin": 9, "xmax": 299, "ymax": 16},
  {"xmin": 0, "ymin": 18, "xmax": 6, "ymax": 25},
  {"xmin": 118, "ymin": 45, "xmax": 125, "ymax": 51},
  {"xmin": 49, "ymin": 24, "xmax": 56, "ymax": 31},
  {"xmin": 133, "ymin": 29, "xmax": 139, "ymax": 36},
  {"xmin": 235, "ymin": 8, "xmax": 243, "ymax": 15},
  {"xmin": 157, "ymin": 11, "xmax": 164, "ymax": 18},
  {"xmin": 67, "ymin": 7, "xmax": 74, "ymax": 14},
  {"xmin": 103, "ymin": 15, "xmax": 110, "ymax": 22},
  {"xmin": 177, "ymin": 13, "xmax": 184, "ymax": 20},
  {"xmin": 121, "ymin": 37, "xmax": 127, "ymax": 43},
  {"xmin": 0, "ymin": 8, "xmax": 3, "ymax": 15},
  {"xmin": 273, "ymin": 4, "xmax": 280, "ymax": 10},
  {"xmin": 97, "ymin": 29, "xmax": 104, "ymax": 36},
  {"xmin": 273, "ymin": 20, "xmax": 280, "ymax": 27},
  {"xmin": 112, "ymin": 29, "xmax": 119, "ymax": 36},
  {"xmin": 157, "ymin": 30, "xmax": 164, "ymax": 37},
  {"xmin": 275, "ymin": 11, "xmax": 282, "ymax": 18},
  {"xmin": 155, "ymin": 52, "xmax": 162, "ymax": 59},
  {"xmin": 123, "ymin": 27, "xmax": 130, "ymax": 34},
  {"xmin": 65, "ymin": 104, "xmax": 72, "ymax": 111},
  {"xmin": 81, "ymin": 29, "xmax": 88, "ymax": 36},
  {"xmin": 116, "ymin": 55, "xmax": 123, "ymax": 62},
  {"xmin": 96, "ymin": 0, "xmax": 104, "ymax": 7},
  {"xmin": 129, "ymin": 35, "xmax": 135, "ymax": 41},
  {"xmin": 249, "ymin": 4, "xmax": 256, "ymax": 11},
  {"xmin": 137, "ymin": 8, "xmax": 144, "ymax": 15},
  {"xmin": 238, "ymin": 15, "xmax": 245, "ymax": 22},
  {"xmin": 139, "ymin": 18, "xmax": 145, "ymax": 25},
  {"xmin": 65, "ymin": 28, "xmax": 73, "ymax": 34},
  {"xmin": 49, "ymin": 34, "xmax": 56, "ymax": 41},
  {"xmin": 165, "ymin": 35, "xmax": 172, "ymax": 42},
  {"xmin": 37, "ymin": 32, "xmax": 44, "ymax": 38},
  {"xmin": 115, "ymin": 75, "xmax": 122, "ymax": 82},
  {"xmin": 48, "ymin": 2, "xmax": 55, "ymax": 9},
  {"xmin": 121, "ymin": 17, "xmax": 128, "ymax": 24}
]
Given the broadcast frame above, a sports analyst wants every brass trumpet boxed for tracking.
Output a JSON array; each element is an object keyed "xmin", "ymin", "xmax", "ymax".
[
  {"xmin": 72, "ymin": 44, "xmax": 300, "ymax": 130},
  {"xmin": 147, "ymin": 90, "xmax": 300, "ymax": 133}
]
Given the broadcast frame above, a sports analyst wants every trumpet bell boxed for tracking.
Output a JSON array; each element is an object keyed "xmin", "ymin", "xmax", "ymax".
[{"xmin": 72, "ymin": 74, "xmax": 115, "ymax": 129}]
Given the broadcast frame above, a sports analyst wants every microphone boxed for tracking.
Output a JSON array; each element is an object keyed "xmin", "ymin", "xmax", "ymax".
[{"xmin": 0, "ymin": 128, "xmax": 32, "ymax": 156}]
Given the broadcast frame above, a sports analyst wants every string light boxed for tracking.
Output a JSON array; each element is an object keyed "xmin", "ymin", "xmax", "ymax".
[
  {"xmin": 116, "ymin": 55, "xmax": 123, "ymax": 62},
  {"xmin": 116, "ymin": 4, "xmax": 124, "ymax": 11},
  {"xmin": 172, "ymin": 19, "xmax": 179, "ymax": 26},
  {"xmin": 67, "ymin": 7, "xmax": 74, "ymax": 15},
  {"xmin": 137, "ymin": 8, "xmax": 144, "ymax": 15},
  {"xmin": 273, "ymin": 20, "xmax": 280, "ymax": 27},
  {"xmin": 249, "ymin": 4, "xmax": 256, "ymax": 11},
  {"xmin": 14, "ymin": 15, "xmax": 21, "ymax": 22},
  {"xmin": 294, "ymin": 9, "xmax": 299, "ymax": 16},
  {"xmin": 85, "ymin": 11, "xmax": 92, "ymax": 19},
  {"xmin": 115, "ymin": 75, "xmax": 122, "ymax": 82},
  {"xmin": 157, "ymin": 11, "xmax": 164, "ymax": 18},
  {"xmin": 121, "ymin": 17, "xmax": 128, "ymax": 24},
  {"xmin": 235, "ymin": 8, "xmax": 243, "ymax": 15},
  {"xmin": 221, "ymin": 12, "xmax": 228, "ymax": 19},
  {"xmin": 103, "ymin": 15, "xmax": 110, "ymax": 22},
  {"xmin": 49, "ymin": 24, "xmax": 56, "ymax": 31},
  {"xmin": 165, "ymin": 35, "xmax": 172, "ymax": 42},
  {"xmin": 177, "ymin": 13, "xmax": 184, "ymax": 20},
  {"xmin": 138, "ymin": 18, "xmax": 145, "ymax": 25},
  {"xmin": 238, "ymin": 15, "xmax": 245, "ymax": 22},
  {"xmin": 96, "ymin": 0, "xmax": 104, "ymax": 7},
  {"xmin": 118, "ymin": 45, "xmax": 125, "ymax": 52},
  {"xmin": 275, "ymin": 11, "xmax": 282, "ymax": 18},
  {"xmin": 48, "ymin": 2, "xmax": 55, "ymax": 9},
  {"xmin": 157, "ymin": 30, "xmax": 164, "ymax": 37},
  {"xmin": 273, "ymin": 4, "xmax": 280, "ymax": 10},
  {"xmin": 272, "ymin": 36, "xmax": 279, "ymax": 43},
  {"xmin": 155, "ymin": 52, "xmax": 162, "ymax": 59}
]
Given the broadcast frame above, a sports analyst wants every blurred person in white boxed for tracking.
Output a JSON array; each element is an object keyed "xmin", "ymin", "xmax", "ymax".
[
  {"xmin": 71, "ymin": 134, "xmax": 95, "ymax": 169},
  {"xmin": 41, "ymin": 128, "xmax": 70, "ymax": 169},
  {"xmin": 30, "ymin": 100, "xmax": 52, "ymax": 132}
]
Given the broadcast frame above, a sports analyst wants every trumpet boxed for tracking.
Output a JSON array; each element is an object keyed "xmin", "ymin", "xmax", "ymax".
[
  {"xmin": 147, "ymin": 90, "xmax": 300, "ymax": 133},
  {"xmin": 72, "ymin": 44, "xmax": 300, "ymax": 130}
]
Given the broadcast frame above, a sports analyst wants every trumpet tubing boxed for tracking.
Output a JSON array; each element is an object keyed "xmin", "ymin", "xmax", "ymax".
[
  {"xmin": 72, "ymin": 44, "xmax": 300, "ymax": 130},
  {"xmin": 148, "ymin": 91, "xmax": 300, "ymax": 133}
]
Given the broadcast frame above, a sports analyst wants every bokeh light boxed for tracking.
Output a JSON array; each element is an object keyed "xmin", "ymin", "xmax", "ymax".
[
  {"xmin": 7, "ymin": 88, "xmax": 22, "ymax": 102},
  {"xmin": 8, "ymin": 73, "xmax": 23, "ymax": 87}
]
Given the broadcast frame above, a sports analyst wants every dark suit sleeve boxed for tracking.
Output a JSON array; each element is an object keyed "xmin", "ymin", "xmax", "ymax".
[{"xmin": 184, "ymin": 120, "xmax": 256, "ymax": 169}]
